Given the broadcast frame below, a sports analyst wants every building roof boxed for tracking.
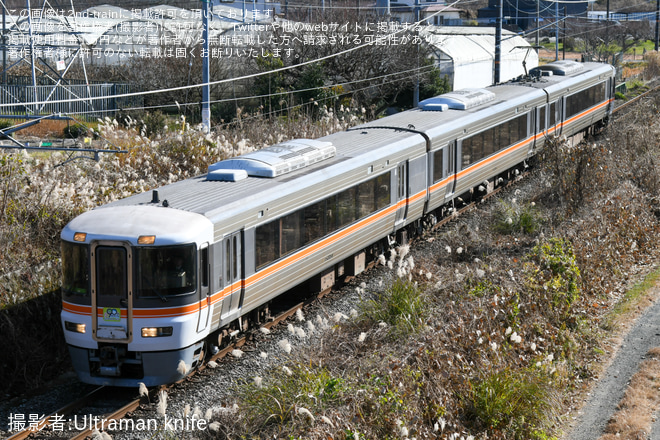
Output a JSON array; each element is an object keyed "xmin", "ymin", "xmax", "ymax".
[{"xmin": 422, "ymin": 26, "xmax": 539, "ymax": 88}]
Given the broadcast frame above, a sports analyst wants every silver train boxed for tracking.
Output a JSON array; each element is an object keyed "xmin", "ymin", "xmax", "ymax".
[{"xmin": 60, "ymin": 60, "xmax": 615, "ymax": 386}]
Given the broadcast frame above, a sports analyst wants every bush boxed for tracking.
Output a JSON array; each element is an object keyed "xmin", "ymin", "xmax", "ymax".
[
  {"xmin": 62, "ymin": 123, "xmax": 87, "ymax": 138},
  {"xmin": 493, "ymin": 199, "xmax": 542, "ymax": 234},
  {"xmin": 525, "ymin": 238, "xmax": 581, "ymax": 322},
  {"xmin": 462, "ymin": 368, "xmax": 559, "ymax": 439},
  {"xmin": 236, "ymin": 363, "xmax": 344, "ymax": 430},
  {"xmin": 360, "ymin": 278, "xmax": 428, "ymax": 337}
]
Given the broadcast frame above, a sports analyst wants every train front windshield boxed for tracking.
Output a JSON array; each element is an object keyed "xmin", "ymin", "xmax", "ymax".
[
  {"xmin": 62, "ymin": 242, "xmax": 89, "ymax": 297},
  {"xmin": 135, "ymin": 244, "xmax": 196, "ymax": 298},
  {"xmin": 62, "ymin": 241, "xmax": 197, "ymax": 300}
]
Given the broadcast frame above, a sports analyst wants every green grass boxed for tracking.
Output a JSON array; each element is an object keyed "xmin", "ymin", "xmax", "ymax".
[
  {"xmin": 463, "ymin": 368, "xmax": 559, "ymax": 440},
  {"xmin": 236, "ymin": 363, "xmax": 344, "ymax": 429},
  {"xmin": 360, "ymin": 278, "xmax": 428, "ymax": 337},
  {"xmin": 602, "ymin": 266, "xmax": 660, "ymax": 331}
]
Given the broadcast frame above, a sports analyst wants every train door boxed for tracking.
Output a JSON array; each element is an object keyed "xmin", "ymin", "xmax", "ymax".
[
  {"xmin": 445, "ymin": 141, "xmax": 456, "ymax": 199},
  {"xmin": 221, "ymin": 231, "xmax": 243, "ymax": 319},
  {"xmin": 197, "ymin": 243, "xmax": 210, "ymax": 332},
  {"xmin": 90, "ymin": 241, "xmax": 133, "ymax": 343},
  {"xmin": 395, "ymin": 161, "xmax": 408, "ymax": 225},
  {"xmin": 529, "ymin": 109, "xmax": 537, "ymax": 155}
]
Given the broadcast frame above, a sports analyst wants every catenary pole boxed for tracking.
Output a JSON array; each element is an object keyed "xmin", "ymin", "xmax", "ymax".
[
  {"xmin": 495, "ymin": 0, "xmax": 502, "ymax": 84},
  {"xmin": 201, "ymin": 0, "xmax": 210, "ymax": 134}
]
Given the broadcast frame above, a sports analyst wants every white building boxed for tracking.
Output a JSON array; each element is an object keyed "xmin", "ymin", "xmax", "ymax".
[{"xmin": 423, "ymin": 26, "xmax": 539, "ymax": 89}]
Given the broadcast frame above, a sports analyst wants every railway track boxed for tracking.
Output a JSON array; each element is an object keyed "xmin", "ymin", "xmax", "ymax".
[{"xmin": 612, "ymin": 81, "xmax": 660, "ymax": 116}]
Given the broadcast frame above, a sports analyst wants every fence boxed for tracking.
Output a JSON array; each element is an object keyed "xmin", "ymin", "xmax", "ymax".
[{"xmin": 0, "ymin": 82, "xmax": 142, "ymax": 121}]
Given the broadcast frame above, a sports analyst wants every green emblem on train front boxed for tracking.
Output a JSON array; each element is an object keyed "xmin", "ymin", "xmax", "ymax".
[{"xmin": 103, "ymin": 307, "xmax": 121, "ymax": 322}]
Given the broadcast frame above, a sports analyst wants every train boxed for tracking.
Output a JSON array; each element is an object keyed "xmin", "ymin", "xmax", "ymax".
[{"xmin": 60, "ymin": 60, "xmax": 616, "ymax": 386}]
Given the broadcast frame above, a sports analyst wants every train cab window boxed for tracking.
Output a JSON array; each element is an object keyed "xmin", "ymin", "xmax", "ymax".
[
  {"xmin": 62, "ymin": 241, "xmax": 89, "ymax": 297},
  {"xmin": 135, "ymin": 244, "xmax": 196, "ymax": 298}
]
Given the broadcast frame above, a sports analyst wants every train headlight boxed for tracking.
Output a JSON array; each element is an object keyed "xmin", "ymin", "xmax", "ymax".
[
  {"xmin": 141, "ymin": 326, "xmax": 173, "ymax": 338},
  {"xmin": 73, "ymin": 232, "xmax": 87, "ymax": 242},
  {"xmin": 138, "ymin": 235, "xmax": 156, "ymax": 245},
  {"xmin": 65, "ymin": 321, "xmax": 86, "ymax": 333}
]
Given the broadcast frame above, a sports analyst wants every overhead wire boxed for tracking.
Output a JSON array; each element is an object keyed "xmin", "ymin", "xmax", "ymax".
[{"xmin": 64, "ymin": 62, "xmax": 440, "ymax": 119}]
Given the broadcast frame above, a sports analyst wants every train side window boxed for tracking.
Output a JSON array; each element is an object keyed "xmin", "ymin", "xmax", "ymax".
[
  {"xmin": 432, "ymin": 150, "xmax": 443, "ymax": 182},
  {"xmin": 505, "ymin": 118, "xmax": 514, "ymax": 147},
  {"xmin": 255, "ymin": 172, "xmax": 391, "ymax": 270},
  {"xmin": 475, "ymin": 130, "xmax": 485, "ymax": 159},
  {"xmin": 326, "ymin": 195, "xmax": 337, "ymax": 234},
  {"xmin": 282, "ymin": 210, "xmax": 303, "ymax": 256},
  {"xmin": 471, "ymin": 132, "xmax": 483, "ymax": 162},
  {"xmin": 256, "ymin": 221, "xmax": 279, "ymax": 269},
  {"xmin": 549, "ymin": 102, "xmax": 556, "ymax": 127},
  {"xmin": 303, "ymin": 201, "xmax": 325, "ymax": 245},
  {"xmin": 213, "ymin": 243, "xmax": 223, "ymax": 289},
  {"xmin": 539, "ymin": 106, "xmax": 546, "ymax": 132},
  {"xmin": 337, "ymin": 187, "xmax": 357, "ymax": 228},
  {"xmin": 461, "ymin": 137, "xmax": 472, "ymax": 168},
  {"xmin": 565, "ymin": 82, "xmax": 606, "ymax": 119},
  {"xmin": 516, "ymin": 114, "xmax": 527, "ymax": 142},
  {"xmin": 357, "ymin": 179, "xmax": 375, "ymax": 218},
  {"xmin": 375, "ymin": 172, "xmax": 390, "ymax": 209},
  {"xmin": 493, "ymin": 124, "xmax": 505, "ymax": 153}
]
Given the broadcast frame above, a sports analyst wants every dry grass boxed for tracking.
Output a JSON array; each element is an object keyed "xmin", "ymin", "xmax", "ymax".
[{"xmin": 599, "ymin": 348, "xmax": 660, "ymax": 440}]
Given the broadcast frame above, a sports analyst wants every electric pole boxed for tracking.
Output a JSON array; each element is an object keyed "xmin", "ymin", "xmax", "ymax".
[
  {"xmin": 655, "ymin": 0, "xmax": 659, "ymax": 50},
  {"xmin": 495, "ymin": 0, "xmax": 502, "ymax": 84},
  {"xmin": 201, "ymin": 0, "xmax": 210, "ymax": 134}
]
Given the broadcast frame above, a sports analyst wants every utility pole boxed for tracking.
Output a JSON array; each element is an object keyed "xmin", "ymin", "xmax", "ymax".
[
  {"xmin": 495, "ymin": 0, "xmax": 502, "ymax": 84},
  {"xmin": 535, "ymin": 0, "xmax": 539, "ymax": 47},
  {"xmin": 26, "ymin": 0, "xmax": 37, "ymax": 116},
  {"xmin": 555, "ymin": 0, "xmax": 559, "ymax": 60},
  {"xmin": 563, "ymin": 6, "xmax": 566, "ymax": 60},
  {"xmin": 413, "ymin": 0, "xmax": 419, "ymax": 106},
  {"xmin": 655, "ymin": 0, "xmax": 659, "ymax": 50},
  {"xmin": 201, "ymin": 0, "xmax": 210, "ymax": 134},
  {"xmin": 606, "ymin": 0, "xmax": 610, "ymax": 49},
  {"xmin": 2, "ymin": 6, "xmax": 6, "ymax": 86}
]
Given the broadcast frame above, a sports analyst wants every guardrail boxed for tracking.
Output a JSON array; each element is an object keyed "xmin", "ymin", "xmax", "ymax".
[{"xmin": 0, "ymin": 83, "xmax": 142, "ymax": 121}]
